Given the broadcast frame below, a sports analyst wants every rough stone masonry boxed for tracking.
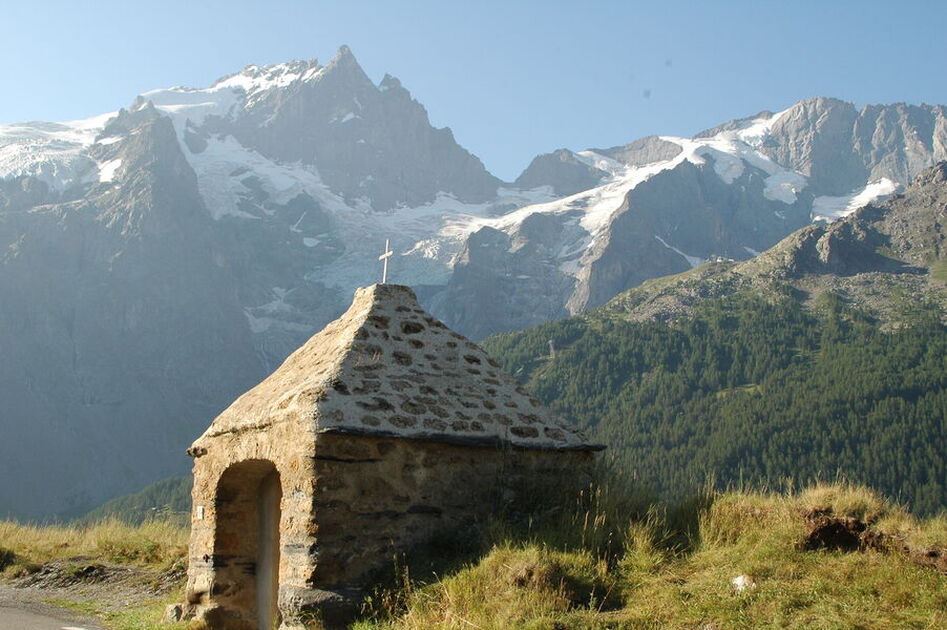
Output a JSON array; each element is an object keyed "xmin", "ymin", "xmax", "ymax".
[{"xmin": 181, "ymin": 283, "xmax": 602, "ymax": 630}]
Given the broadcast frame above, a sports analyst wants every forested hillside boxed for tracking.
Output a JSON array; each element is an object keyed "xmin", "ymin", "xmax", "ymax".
[
  {"xmin": 79, "ymin": 476, "xmax": 191, "ymax": 525},
  {"xmin": 484, "ymin": 291, "xmax": 947, "ymax": 514}
]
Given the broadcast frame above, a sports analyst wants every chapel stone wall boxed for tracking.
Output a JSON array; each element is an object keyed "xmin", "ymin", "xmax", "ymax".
[
  {"xmin": 183, "ymin": 420, "xmax": 317, "ymax": 628},
  {"xmin": 280, "ymin": 432, "xmax": 596, "ymax": 628}
]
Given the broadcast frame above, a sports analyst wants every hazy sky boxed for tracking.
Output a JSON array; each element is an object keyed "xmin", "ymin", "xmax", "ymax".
[{"xmin": 4, "ymin": 0, "xmax": 947, "ymax": 180}]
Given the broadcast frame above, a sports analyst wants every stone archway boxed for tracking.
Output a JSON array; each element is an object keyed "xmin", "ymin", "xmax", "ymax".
[{"xmin": 214, "ymin": 459, "xmax": 283, "ymax": 630}]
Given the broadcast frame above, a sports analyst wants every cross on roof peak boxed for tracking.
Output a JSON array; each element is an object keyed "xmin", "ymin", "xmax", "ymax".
[{"xmin": 378, "ymin": 239, "xmax": 393, "ymax": 284}]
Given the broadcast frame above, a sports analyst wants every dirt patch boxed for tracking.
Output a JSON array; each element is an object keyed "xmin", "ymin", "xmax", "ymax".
[
  {"xmin": 1, "ymin": 556, "xmax": 187, "ymax": 619},
  {"xmin": 858, "ymin": 529, "xmax": 892, "ymax": 552},
  {"xmin": 13, "ymin": 557, "xmax": 185, "ymax": 596},
  {"xmin": 801, "ymin": 508, "xmax": 867, "ymax": 551},
  {"xmin": 800, "ymin": 508, "xmax": 947, "ymax": 575},
  {"xmin": 151, "ymin": 560, "xmax": 187, "ymax": 594},
  {"xmin": 18, "ymin": 560, "xmax": 131, "ymax": 589},
  {"xmin": 507, "ymin": 560, "xmax": 618, "ymax": 611}
]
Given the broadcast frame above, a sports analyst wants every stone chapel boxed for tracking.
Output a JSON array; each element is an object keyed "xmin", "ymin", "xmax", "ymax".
[{"xmin": 181, "ymin": 283, "xmax": 601, "ymax": 629}]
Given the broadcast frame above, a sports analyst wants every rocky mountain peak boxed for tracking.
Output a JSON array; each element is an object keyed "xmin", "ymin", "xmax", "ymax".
[
  {"xmin": 593, "ymin": 136, "xmax": 683, "ymax": 168},
  {"xmin": 318, "ymin": 44, "xmax": 375, "ymax": 89},
  {"xmin": 327, "ymin": 44, "xmax": 356, "ymax": 68},
  {"xmin": 194, "ymin": 46, "xmax": 502, "ymax": 210},
  {"xmin": 92, "ymin": 109, "xmax": 204, "ymax": 238},
  {"xmin": 734, "ymin": 97, "xmax": 947, "ymax": 197},
  {"xmin": 99, "ymin": 102, "xmax": 161, "ymax": 137},
  {"xmin": 791, "ymin": 96, "xmax": 852, "ymax": 112},
  {"xmin": 695, "ymin": 111, "xmax": 775, "ymax": 139}
]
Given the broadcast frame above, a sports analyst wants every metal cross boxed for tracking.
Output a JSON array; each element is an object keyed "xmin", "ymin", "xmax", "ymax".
[{"xmin": 378, "ymin": 239, "xmax": 393, "ymax": 284}]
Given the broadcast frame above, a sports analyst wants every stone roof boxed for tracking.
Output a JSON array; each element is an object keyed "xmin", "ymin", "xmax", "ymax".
[{"xmin": 192, "ymin": 284, "xmax": 598, "ymax": 451}]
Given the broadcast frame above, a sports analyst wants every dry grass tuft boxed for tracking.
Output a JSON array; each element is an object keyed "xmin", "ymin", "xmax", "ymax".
[{"xmin": 797, "ymin": 481, "xmax": 894, "ymax": 523}]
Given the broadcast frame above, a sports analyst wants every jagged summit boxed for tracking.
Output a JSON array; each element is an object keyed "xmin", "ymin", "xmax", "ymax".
[
  {"xmin": 193, "ymin": 283, "xmax": 597, "ymax": 451},
  {"xmin": 315, "ymin": 43, "xmax": 375, "ymax": 87},
  {"xmin": 206, "ymin": 46, "xmax": 369, "ymax": 95},
  {"xmin": 328, "ymin": 43, "xmax": 357, "ymax": 65},
  {"xmin": 514, "ymin": 148, "xmax": 609, "ymax": 196},
  {"xmin": 209, "ymin": 58, "xmax": 325, "ymax": 97}
]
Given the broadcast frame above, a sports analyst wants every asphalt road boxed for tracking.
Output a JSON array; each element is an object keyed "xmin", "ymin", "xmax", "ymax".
[{"xmin": 0, "ymin": 605, "xmax": 102, "ymax": 630}]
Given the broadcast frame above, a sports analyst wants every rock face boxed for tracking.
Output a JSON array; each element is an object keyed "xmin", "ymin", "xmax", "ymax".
[
  {"xmin": 593, "ymin": 135, "xmax": 684, "ymax": 167},
  {"xmin": 513, "ymin": 149, "xmax": 608, "ymax": 196},
  {"xmin": 183, "ymin": 284, "xmax": 599, "ymax": 629},
  {"xmin": 3, "ymin": 46, "xmax": 947, "ymax": 518},
  {"xmin": 0, "ymin": 106, "xmax": 261, "ymax": 518},
  {"xmin": 566, "ymin": 159, "xmax": 812, "ymax": 311},
  {"xmin": 431, "ymin": 159, "xmax": 812, "ymax": 338},
  {"xmin": 221, "ymin": 48, "xmax": 501, "ymax": 210},
  {"xmin": 701, "ymin": 97, "xmax": 947, "ymax": 196}
]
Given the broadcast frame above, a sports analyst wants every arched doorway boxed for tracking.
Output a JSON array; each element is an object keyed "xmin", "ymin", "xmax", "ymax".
[{"xmin": 214, "ymin": 459, "xmax": 282, "ymax": 630}]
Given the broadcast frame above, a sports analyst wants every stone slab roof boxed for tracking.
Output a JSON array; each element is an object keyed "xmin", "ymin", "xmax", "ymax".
[{"xmin": 192, "ymin": 284, "xmax": 598, "ymax": 451}]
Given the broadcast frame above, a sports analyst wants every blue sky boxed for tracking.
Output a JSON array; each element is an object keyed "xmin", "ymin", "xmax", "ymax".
[{"xmin": 4, "ymin": 0, "xmax": 946, "ymax": 180}]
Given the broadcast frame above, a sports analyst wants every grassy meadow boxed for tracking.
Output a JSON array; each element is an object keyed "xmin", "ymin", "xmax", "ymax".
[{"xmin": 1, "ymin": 481, "xmax": 945, "ymax": 629}]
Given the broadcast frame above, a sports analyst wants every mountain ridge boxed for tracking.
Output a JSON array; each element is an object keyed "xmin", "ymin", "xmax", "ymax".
[{"xmin": 600, "ymin": 161, "xmax": 947, "ymax": 327}]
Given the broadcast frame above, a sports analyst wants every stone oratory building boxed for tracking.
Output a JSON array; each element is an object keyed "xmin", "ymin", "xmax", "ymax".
[{"xmin": 182, "ymin": 284, "xmax": 601, "ymax": 629}]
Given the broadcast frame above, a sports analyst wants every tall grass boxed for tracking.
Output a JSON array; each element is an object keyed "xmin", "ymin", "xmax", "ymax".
[
  {"xmin": 357, "ymin": 478, "xmax": 947, "ymax": 630},
  {"xmin": 0, "ymin": 517, "xmax": 188, "ymax": 575},
  {"xmin": 358, "ymin": 466, "xmax": 709, "ymax": 628},
  {"xmin": 480, "ymin": 462, "xmax": 711, "ymax": 562}
]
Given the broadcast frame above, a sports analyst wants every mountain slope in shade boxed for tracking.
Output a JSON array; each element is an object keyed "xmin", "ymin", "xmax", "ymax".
[{"xmin": 0, "ymin": 107, "xmax": 261, "ymax": 518}]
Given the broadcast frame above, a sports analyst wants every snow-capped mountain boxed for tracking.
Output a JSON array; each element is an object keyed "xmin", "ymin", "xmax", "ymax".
[
  {"xmin": 427, "ymin": 101, "xmax": 928, "ymax": 337},
  {"xmin": 2, "ymin": 47, "xmax": 946, "ymax": 519}
]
